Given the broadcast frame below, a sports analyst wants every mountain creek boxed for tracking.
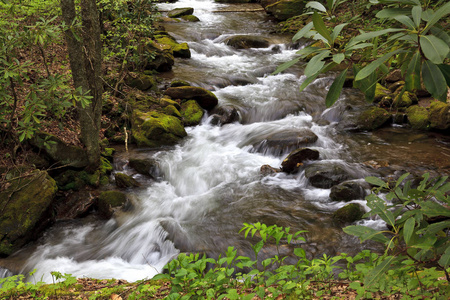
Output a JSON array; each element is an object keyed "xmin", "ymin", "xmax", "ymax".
[{"xmin": 1, "ymin": 0, "xmax": 449, "ymax": 283}]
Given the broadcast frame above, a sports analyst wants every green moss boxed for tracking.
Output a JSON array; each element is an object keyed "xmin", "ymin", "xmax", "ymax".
[
  {"xmin": 429, "ymin": 101, "xmax": 450, "ymax": 130},
  {"xmin": 181, "ymin": 14, "xmax": 200, "ymax": 22},
  {"xmin": 100, "ymin": 157, "xmax": 113, "ymax": 175},
  {"xmin": 160, "ymin": 97, "xmax": 181, "ymax": 110},
  {"xmin": 358, "ymin": 106, "xmax": 391, "ymax": 130},
  {"xmin": 181, "ymin": 100, "xmax": 204, "ymax": 126},
  {"xmin": 393, "ymin": 91, "xmax": 417, "ymax": 108},
  {"xmin": 126, "ymin": 73, "xmax": 157, "ymax": 91},
  {"xmin": 98, "ymin": 191, "xmax": 127, "ymax": 218},
  {"xmin": 374, "ymin": 83, "xmax": 391, "ymax": 102},
  {"xmin": 154, "ymin": 36, "xmax": 190, "ymax": 58},
  {"xmin": 170, "ymin": 80, "xmax": 190, "ymax": 87},
  {"xmin": 163, "ymin": 105, "xmax": 182, "ymax": 119},
  {"xmin": 102, "ymin": 147, "xmax": 116, "ymax": 161},
  {"xmin": 265, "ymin": 0, "xmax": 306, "ymax": 21},
  {"xmin": 406, "ymin": 105, "xmax": 430, "ymax": 130},
  {"xmin": 333, "ymin": 203, "xmax": 364, "ymax": 223}
]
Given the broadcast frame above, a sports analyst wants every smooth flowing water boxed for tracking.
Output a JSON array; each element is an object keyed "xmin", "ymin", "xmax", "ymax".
[{"xmin": 2, "ymin": 0, "xmax": 450, "ymax": 282}]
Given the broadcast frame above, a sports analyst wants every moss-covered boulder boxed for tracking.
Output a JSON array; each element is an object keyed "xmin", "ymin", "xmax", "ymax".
[
  {"xmin": 330, "ymin": 181, "xmax": 366, "ymax": 202},
  {"xmin": 180, "ymin": 100, "xmax": 204, "ymax": 126},
  {"xmin": 393, "ymin": 91, "xmax": 417, "ymax": 108},
  {"xmin": 374, "ymin": 83, "xmax": 391, "ymax": 102},
  {"xmin": 129, "ymin": 158, "xmax": 161, "ymax": 178},
  {"xmin": 168, "ymin": 7, "xmax": 194, "ymax": 18},
  {"xmin": 154, "ymin": 35, "xmax": 191, "ymax": 58},
  {"xmin": 30, "ymin": 133, "xmax": 89, "ymax": 168},
  {"xmin": 333, "ymin": 203, "xmax": 365, "ymax": 223},
  {"xmin": 181, "ymin": 14, "xmax": 200, "ymax": 22},
  {"xmin": 265, "ymin": 0, "xmax": 306, "ymax": 21},
  {"xmin": 224, "ymin": 35, "xmax": 270, "ymax": 49},
  {"xmin": 163, "ymin": 105, "xmax": 183, "ymax": 119},
  {"xmin": 406, "ymin": 105, "xmax": 430, "ymax": 130},
  {"xmin": 55, "ymin": 169, "xmax": 104, "ymax": 190},
  {"xmin": 0, "ymin": 170, "xmax": 57, "ymax": 256},
  {"xmin": 164, "ymin": 86, "xmax": 219, "ymax": 110},
  {"xmin": 145, "ymin": 40, "xmax": 174, "ymax": 72},
  {"xmin": 429, "ymin": 101, "xmax": 450, "ymax": 130},
  {"xmin": 357, "ymin": 106, "xmax": 391, "ymax": 131},
  {"xmin": 115, "ymin": 173, "xmax": 140, "ymax": 188},
  {"xmin": 132, "ymin": 110, "xmax": 187, "ymax": 147},
  {"xmin": 160, "ymin": 96, "xmax": 181, "ymax": 110},
  {"xmin": 125, "ymin": 73, "xmax": 157, "ymax": 91},
  {"xmin": 97, "ymin": 190, "xmax": 127, "ymax": 218},
  {"xmin": 304, "ymin": 163, "xmax": 353, "ymax": 188},
  {"xmin": 170, "ymin": 79, "xmax": 191, "ymax": 87},
  {"xmin": 281, "ymin": 148, "xmax": 320, "ymax": 174}
]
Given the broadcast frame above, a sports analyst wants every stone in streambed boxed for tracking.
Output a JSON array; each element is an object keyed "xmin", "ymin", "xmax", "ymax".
[
  {"xmin": 429, "ymin": 101, "xmax": 450, "ymax": 130},
  {"xmin": 209, "ymin": 105, "xmax": 240, "ymax": 126},
  {"xmin": 357, "ymin": 106, "xmax": 391, "ymax": 131},
  {"xmin": 333, "ymin": 203, "xmax": 365, "ymax": 223},
  {"xmin": 180, "ymin": 100, "xmax": 204, "ymax": 126},
  {"xmin": 260, "ymin": 165, "xmax": 281, "ymax": 176},
  {"xmin": 97, "ymin": 190, "xmax": 128, "ymax": 219},
  {"xmin": 281, "ymin": 148, "xmax": 320, "ymax": 174},
  {"xmin": 164, "ymin": 86, "xmax": 218, "ymax": 110},
  {"xmin": 115, "ymin": 173, "xmax": 140, "ymax": 188},
  {"xmin": 330, "ymin": 181, "xmax": 366, "ymax": 202},
  {"xmin": 181, "ymin": 15, "xmax": 200, "ymax": 22},
  {"xmin": 168, "ymin": 7, "xmax": 194, "ymax": 18},
  {"xmin": 265, "ymin": 0, "xmax": 306, "ymax": 21},
  {"xmin": 304, "ymin": 162, "xmax": 353, "ymax": 188},
  {"xmin": 406, "ymin": 105, "xmax": 430, "ymax": 130},
  {"xmin": 253, "ymin": 129, "xmax": 318, "ymax": 155},
  {"xmin": 129, "ymin": 158, "xmax": 161, "ymax": 179},
  {"xmin": 224, "ymin": 35, "xmax": 270, "ymax": 49}
]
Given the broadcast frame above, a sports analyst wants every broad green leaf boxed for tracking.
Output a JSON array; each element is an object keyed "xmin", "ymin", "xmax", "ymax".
[
  {"xmin": 395, "ymin": 172, "xmax": 410, "ymax": 188},
  {"xmin": 438, "ymin": 247, "xmax": 450, "ymax": 268},
  {"xmin": 326, "ymin": 68, "xmax": 347, "ymax": 107},
  {"xmin": 365, "ymin": 176, "xmax": 388, "ymax": 187},
  {"xmin": 364, "ymin": 256, "xmax": 396, "ymax": 287},
  {"xmin": 272, "ymin": 57, "xmax": 300, "ymax": 75},
  {"xmin": 430, "ymin": 27, "xmax": 450, "ymax": 47},
  {"xmin": 331, "ymin": 23, "xmax": 348, "ymax": 42},
  {"xmin": 299, "ymin": 62, "xmax": 335, "ymax": 92},
  {"xmin": 367, "ymin": 197, "xmax": 396, "ymax": 228},
  {"xmin": 376, "ymin": 8, "xmax": 411, "ymax": 19},
  {"xmin": 312, "ymin": 12, "xmax": 332, "ymax": 45},
  {"xmin": 394, "ymin": 15, "xmax": 416, "ymax": 30},
  {"xmin": 421, "ymin": 200, "xmax": 450, "ymax": 217},
  {"xmin": 405, "ymin": 51, "xmax": 421, "ymax": 91},
  {"xmin": 423, "ymin": 2, "xmax": 450, "ymax": 35},
  {"xmin": 403, "ymin": 217, "xmax": 415, "ymax": 244},
  {"xmin": 332, "ymin": 53, "xmax": 345, "ymax": 64},
  {"xmin": 349, "ymin": 28, "xmax": 403, "ymax": 45},
  {"xmin": 304, "ymin": 50, "xmax": 330, "ymax": 77},
  {"xmin": 293, "ymin": 22, "xmax": 314, "ymax": 42},
  {"xmin": 410, "ymin": 235, "xmax": 437, "ymax": 250},
  {"xmin": 355, "ymin": 49, "xmax": 402, "ymax": 81},
  {"xmin": 296, "ymin": 46, "xmax": 323, "ymax": 57},
  {"xmin": 417, "ymin": 220, "xmax": 450, "ymax": 235},
  {"xmin": 343, "ymin": 225, "xmax": 390, "ymax": 244},
  {"xmin": 420, "ymin": 35, "xmax": 449, "ymax": 64},
  {"xmin": 346, "ymin": 42, "xmax": 373, "ymax": 51},
  {"xmin": 411, "ymin": 6, "xmax": 422, "ymax": 28},
  {"xmin": 306, "ymin": 1, "xmax": 327, "ymax": 13},
  {"xmin": 422, "ymin": 60, "xmax": 447, "ymax": 100}
]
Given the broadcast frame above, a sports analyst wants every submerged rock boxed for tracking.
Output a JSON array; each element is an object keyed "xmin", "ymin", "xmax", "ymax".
[
  {"xmin": 0, "ymin": 170, "xmax": 57, "ymax": 256},
  {"xmin": 304, "ymin": 163, "xmax": 353, "ymax": 188},
  {"xmin": 180, "ymin": 100, "xmax": 204, "ymax": 126},
  {"xmin": 333, "ymin": 203, "xmax": 365, "ymax": 223},
  {"xmin": 281, "ymin": 148, "xmax": 320, "ymax": 174},
  {"xmin": 252, "ymin": 129, "xmax": 318, "ymax": 155},
  {"xmin": 265, "ymin": 0, "xmax": 306, "ymax": 21},
  {"xmin": 260, "ymin": 164, "xmax": 281, "ymax": 176},
  {"xmin": 210, "ymin": 105, "xmax": 240, "ymax": 126},
  {"xmin": 164, "ymin": 86, "xmax": 218, "ymax": 110},
  {"xmin": 224, "ymin": 35, "xmax": 270, "ymax": 49},
  {"xmin": 330, "ymin": 181, "xmax": 366, "ymax": 202},
  {"xmin": 181, "ymin": 15, "xmax": 200, "ymax": 22},
  {"xmin": 170, "ymin": 79, "xmax": 191, "ymax": 87},
  {"xmin": 132, "ymin": 110, "xmax": 187, "ymax": 147}
]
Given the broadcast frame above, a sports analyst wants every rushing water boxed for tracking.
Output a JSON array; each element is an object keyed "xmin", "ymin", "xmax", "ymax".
[{"xmin": 2, "ymin": 0, "xmax": 450, "ymax": 283}]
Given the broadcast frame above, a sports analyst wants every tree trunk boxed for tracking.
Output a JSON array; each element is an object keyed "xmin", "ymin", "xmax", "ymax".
[{"xmin": 60, "ymin": 0, "xmax": 103, "ymax": 170}]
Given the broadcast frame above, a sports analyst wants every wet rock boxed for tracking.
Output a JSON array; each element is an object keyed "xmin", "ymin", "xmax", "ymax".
[
  {"xmin": 167, "ymin": 7, "xmax": 194, "ymax": 18},
  {"xmin": 0, "ymin": 170, "xmax": 57, "ymax": 256},
  {"xmin": 281, "ymin": 148, "xmax": 320, "ymax": 174},
  {"xmin": 357, "ymin": 106, "xmax": 391, "ymax": 131},
  {"xmin": 55, "ymin": 169, "xmax": 106, "ymax": 190},
  {"xmin": 25, "ymin": 152, "xmax": 50, "ymax": 169},
  {"xmin": 164, "ymin": 86, "xmax": 218, "ymax": 110},
  {"xmin": 101, "ymin": 147, "xmax": 116, "ymax": 162},
  {"xmin": 374, "ymin": 83, "xmax": 391, "ymax": 102},
  {"xmin": 55, "ymin": 190, "xmax": 96, "ymax": 220},
  {"xmin": 260, "ymin": 164, "xmax": 281, "ymax": 176},
  {"xmin": 406, "ymin": 105, "xmax": 430, "ymax": 130},
  {"xmin": 115, "ymin": 173, "xmax": 140, "ymax": 188},
  {"xmin": 129, "ymin": 158, "xmax": 160, "ymax": 178},
  {"xmin": 215, "ymin": 0, "xmax": 251, "ymax": 2},
  {"xmin": 387, "ymin": 81, "xmax": 404, "ymax": 93},
  {"xmin": 304, "ymin": 163, "xmax": 353, "ymax": 188},
  {"xmin": 333, "ymin": 203, "xmax": 365, "ymax": 223},
  {"xmin": 265, "ymin": 0, "xmax": 306, "ymax": 21},
  {"xmin": 393, "ymin": 91, "xmax": 417, "ymax": 108},
  {"xmin": 97, "ymin": 190, "xmax": 128, "ymax": 219},
  {"xmin": 181, "ymin": 100, "xmax": 204, "ymax": 126},
  {"xmin": 30, "ymin": 133, "xmax": 89, "ymax": 168},
  {"xmin": 170, "ymin": 79, "xmax": 191, "ymax": 87},
  {"xmin": 132, "ymin": 110, "xmax": 187, "ymax": 147},
  {"xmin": 125, "ymin": 73, "xmax": 157, "ymax": 91},
  {"xmin": 210, "ymin": 105, "xmax": 240, "ymax": 126},
  {"xmin": 154, "ymin": 35, "xmax": 191, "ymax": 58},
  {"xmin": 163, "ymin": 104, "xmax": 182, "ymax": 119},
  {"xmin": 145, "ymin": 40, "xmax": 174, "ymax": 72},
  {"xmin": 260, "ymin": 0, "xmax": 278, "ymax": 8},
  {"xmin": 429, "ymin": 101, "xmax": 450, "ymax": 130},
  {"xmin": 160, "ymin": 97, "xmax": 181, "ymax": 110},
  {"xmin": 252, "ymin": 129, "xmax": 318, "ymax": 155},
  {"xmin": 224, "ymin": 35, "xmax": 270, "ymax": 49},
  {"xmin": 385, "ymin": 69, "xmax": 403, "ymax": 82},
  {"xmin": 330, "ymin": 181, "xmax": 366, "ymax": 202},
  {"xmin": 181, "ymin": 15, "xmax": 200, "ymax": 22}
]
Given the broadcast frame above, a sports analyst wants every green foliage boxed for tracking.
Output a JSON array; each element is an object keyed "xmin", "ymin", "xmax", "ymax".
[{"xmin": 276, "ymin": 0, "xmax": 450, "ymax": 107}]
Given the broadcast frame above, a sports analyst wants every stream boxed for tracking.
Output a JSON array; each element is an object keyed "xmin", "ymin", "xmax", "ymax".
[{"xmin": 2, "ymin": 0, "xmax": 450, "ymax": 283}]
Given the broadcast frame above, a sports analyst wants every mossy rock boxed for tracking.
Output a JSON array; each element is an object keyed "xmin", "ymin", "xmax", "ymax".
[
  {"xmin": 265, "ymin": 0, "xmax": 306, "ymax": 21},
  {"xmin": 55, "ymin": 169, "xmax": 103, "ymax": 190},
  {"xmin": 168, "ymin": 7, "xmax": 194, "ymax": 18},
  {"xmin": 429, "ymin": 101, "xmax": 450, "ymax": 130},
  {"xmin": 163, "ymin": 104, "xmax": 182, "ymax": 119},
  {"xmin": 181, "ymin": 14, "xmax": 200, "ymax": 22},
  {"xmin": 170, "ymin": 80, "xmax": 191, "ymax": 87},
  {"xmin": 180, "ymin": 100, "xmax": 204, "ymax": 126},
  {"xmin": 406, "ymin": 105, "xmax": 430, "ymax": 130},
  {"xmin": 164, "ymin": 86, "xmax": 218, "ymax": 110},
  {"xmin": 357, "ymin": 106, "xmax": 391, "ymax": 131},
  {"xmin": 304, "ymin": 162, "xmax": 353, "ymax": 188},
  {"xmin": 125, "ymin": 73, "xmax": 157, "ymax": 91},
  {"xmin": 127, "ymin": 92, "xmax": 159, "ymax": 111},
  {"xmin": 393, "ymin": 91, "xmax": 417, "ymax": 108},
  {"xmin": 97, "ymin": 190, "xmax": 127, "ymax": 218},
  {"xmin": 132, "ymin": 110, "xmax": 187, "ymax": 147},
  {"xmin": 145, "ymin": 40, "xmax": 174, "ymax": 72},
  {"xmin": 0, "ymin": 170, "xmax": 57, "ymax": 256},
  {"xmin": 129, "ymin": 158, "xmax": 160, "ymax": 178},
  {"xmin": 154, "ymin": 36, "xmax": 191, "ymax": 58},
  {"xmin": 101, "ymin": 147, "xmax": 116, "ymax": 161},
  {"xmin": 224, "ymin": 35, "xmax": 270, "ymax": 49},
  {"xmin": 333, "ymin": 203, "xmax": 365, "ymax": 223},
  {"xmin": 100, "ymin": 157, "xmax": 113, "ymax": 175},
  {"xmin": 374, "ymin": 83, "xmax": 391, "ymax": 102},
  {"xmin": 160, "ymin": 97, "xmax": 181, "ymax": 110},
  {"xmin": 115, "ymin": 173, "xmax": 140, "ymax": 188}
]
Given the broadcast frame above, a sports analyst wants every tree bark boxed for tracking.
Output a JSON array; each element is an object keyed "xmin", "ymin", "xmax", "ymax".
[{"xmin": 60, "ymin": 0, "xmax": 103, "ymax": 170}]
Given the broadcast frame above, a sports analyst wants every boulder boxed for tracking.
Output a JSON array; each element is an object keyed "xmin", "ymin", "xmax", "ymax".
[
  {"xmin": 281, "ymin": 148, "xmax": 320, "ymax": 174},
  {"xmin": 393, "ymin": 91, "xmax": 417, "ymax": 108},
  {"xmin": 115, "ymin": 173, "xmax": 140, "ymax": 188},
  {"xmin": 160, "ymin": 97, "xmax": 181, "ymax": 110},
  {"xmin": 54, "ymin": 190, "xmax": 96, "ymax": 220},
  {"xmin": 429, "ymin": 101, "xmax": 450, "ymax": 130},
  {"xmin": 181, "ymin": 15, "xmax": 200, "ymax": 22},
  {"xmin": 0, "ymin": 171, "xmax": 57, "ymax": 256},
  {"xmin": 224, "ymin": 35, "xmax": 270, "ymax": 49},
  {"xmin": 357, "ymin": 106, "xmax": 391, "ymax": 131},
  {"xmin": 170, "ymin": 79, "xmax": 191, "ymax": 87},
  {"xmin": 406, "ymin": 105, "xmax": 430, "ymax": 130},
  {"xmin": 252, "ymin": 129, "xmax": 318, "ymax": 155},
  {"xmin": 260, "ymin": 164, "xmax": 281, "ymax": 176},
  {"xmin": 145, "ymin": 40, "xmax": 174, "ymax": 72},
  {"xmin": 55, "ymin": 169, "xmax": 107, "ymax": 190},
  {"xmin": 132, "ymin": 110, "xmax": 187, "ymax": 147},
  {"xmin": 164, "ymin": 86, "xmax": 218, "ymax": 110},
  {"xmin": 333, "ymin": 203, "xmax": 365, "ymax": 223},
  {"xmin": 163, "ymin": 104, "xmax": 183, "ymax": 119},
  {"xmin": 330, "ymin": 181, "xmax": 366, "ymax": 202},
  {"xmin": 265, "ymin": 0, "xmax": 306, "ymax": 21},
  {"xmin": 129, "ymin": 158, "xmax": 161, "ymax": 178},
  {"xmin": 180, "ymin": 100, "xmax": 204, "ymax": 126},
  {"xmin": 154, "ymin": 35, "xmax": 191, "ymax": 58},
  {"xmin": 125, "ymin": 73, "xmax": 157, "ymax": 91},
  {"xmin": 210, "ymin": 105, "xmax": 240, "ymax": 126},
  {"xmin": 30, "ymin": 133, "xmax": 89, "ymax": 168},
  {"xmin": 168, "ymin": 7, "xmax": 194, "ymax": 18},
  {"xmin": 97, "ymin": 190, "xmax": 128, "ymax": 219},
  {"xmin": 374, "ymin": 83, "xmax": 391, "ymax": 102},
  {"xmin": 304, "ymin": 163, "xmax": 353, "ymax": 188}
]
